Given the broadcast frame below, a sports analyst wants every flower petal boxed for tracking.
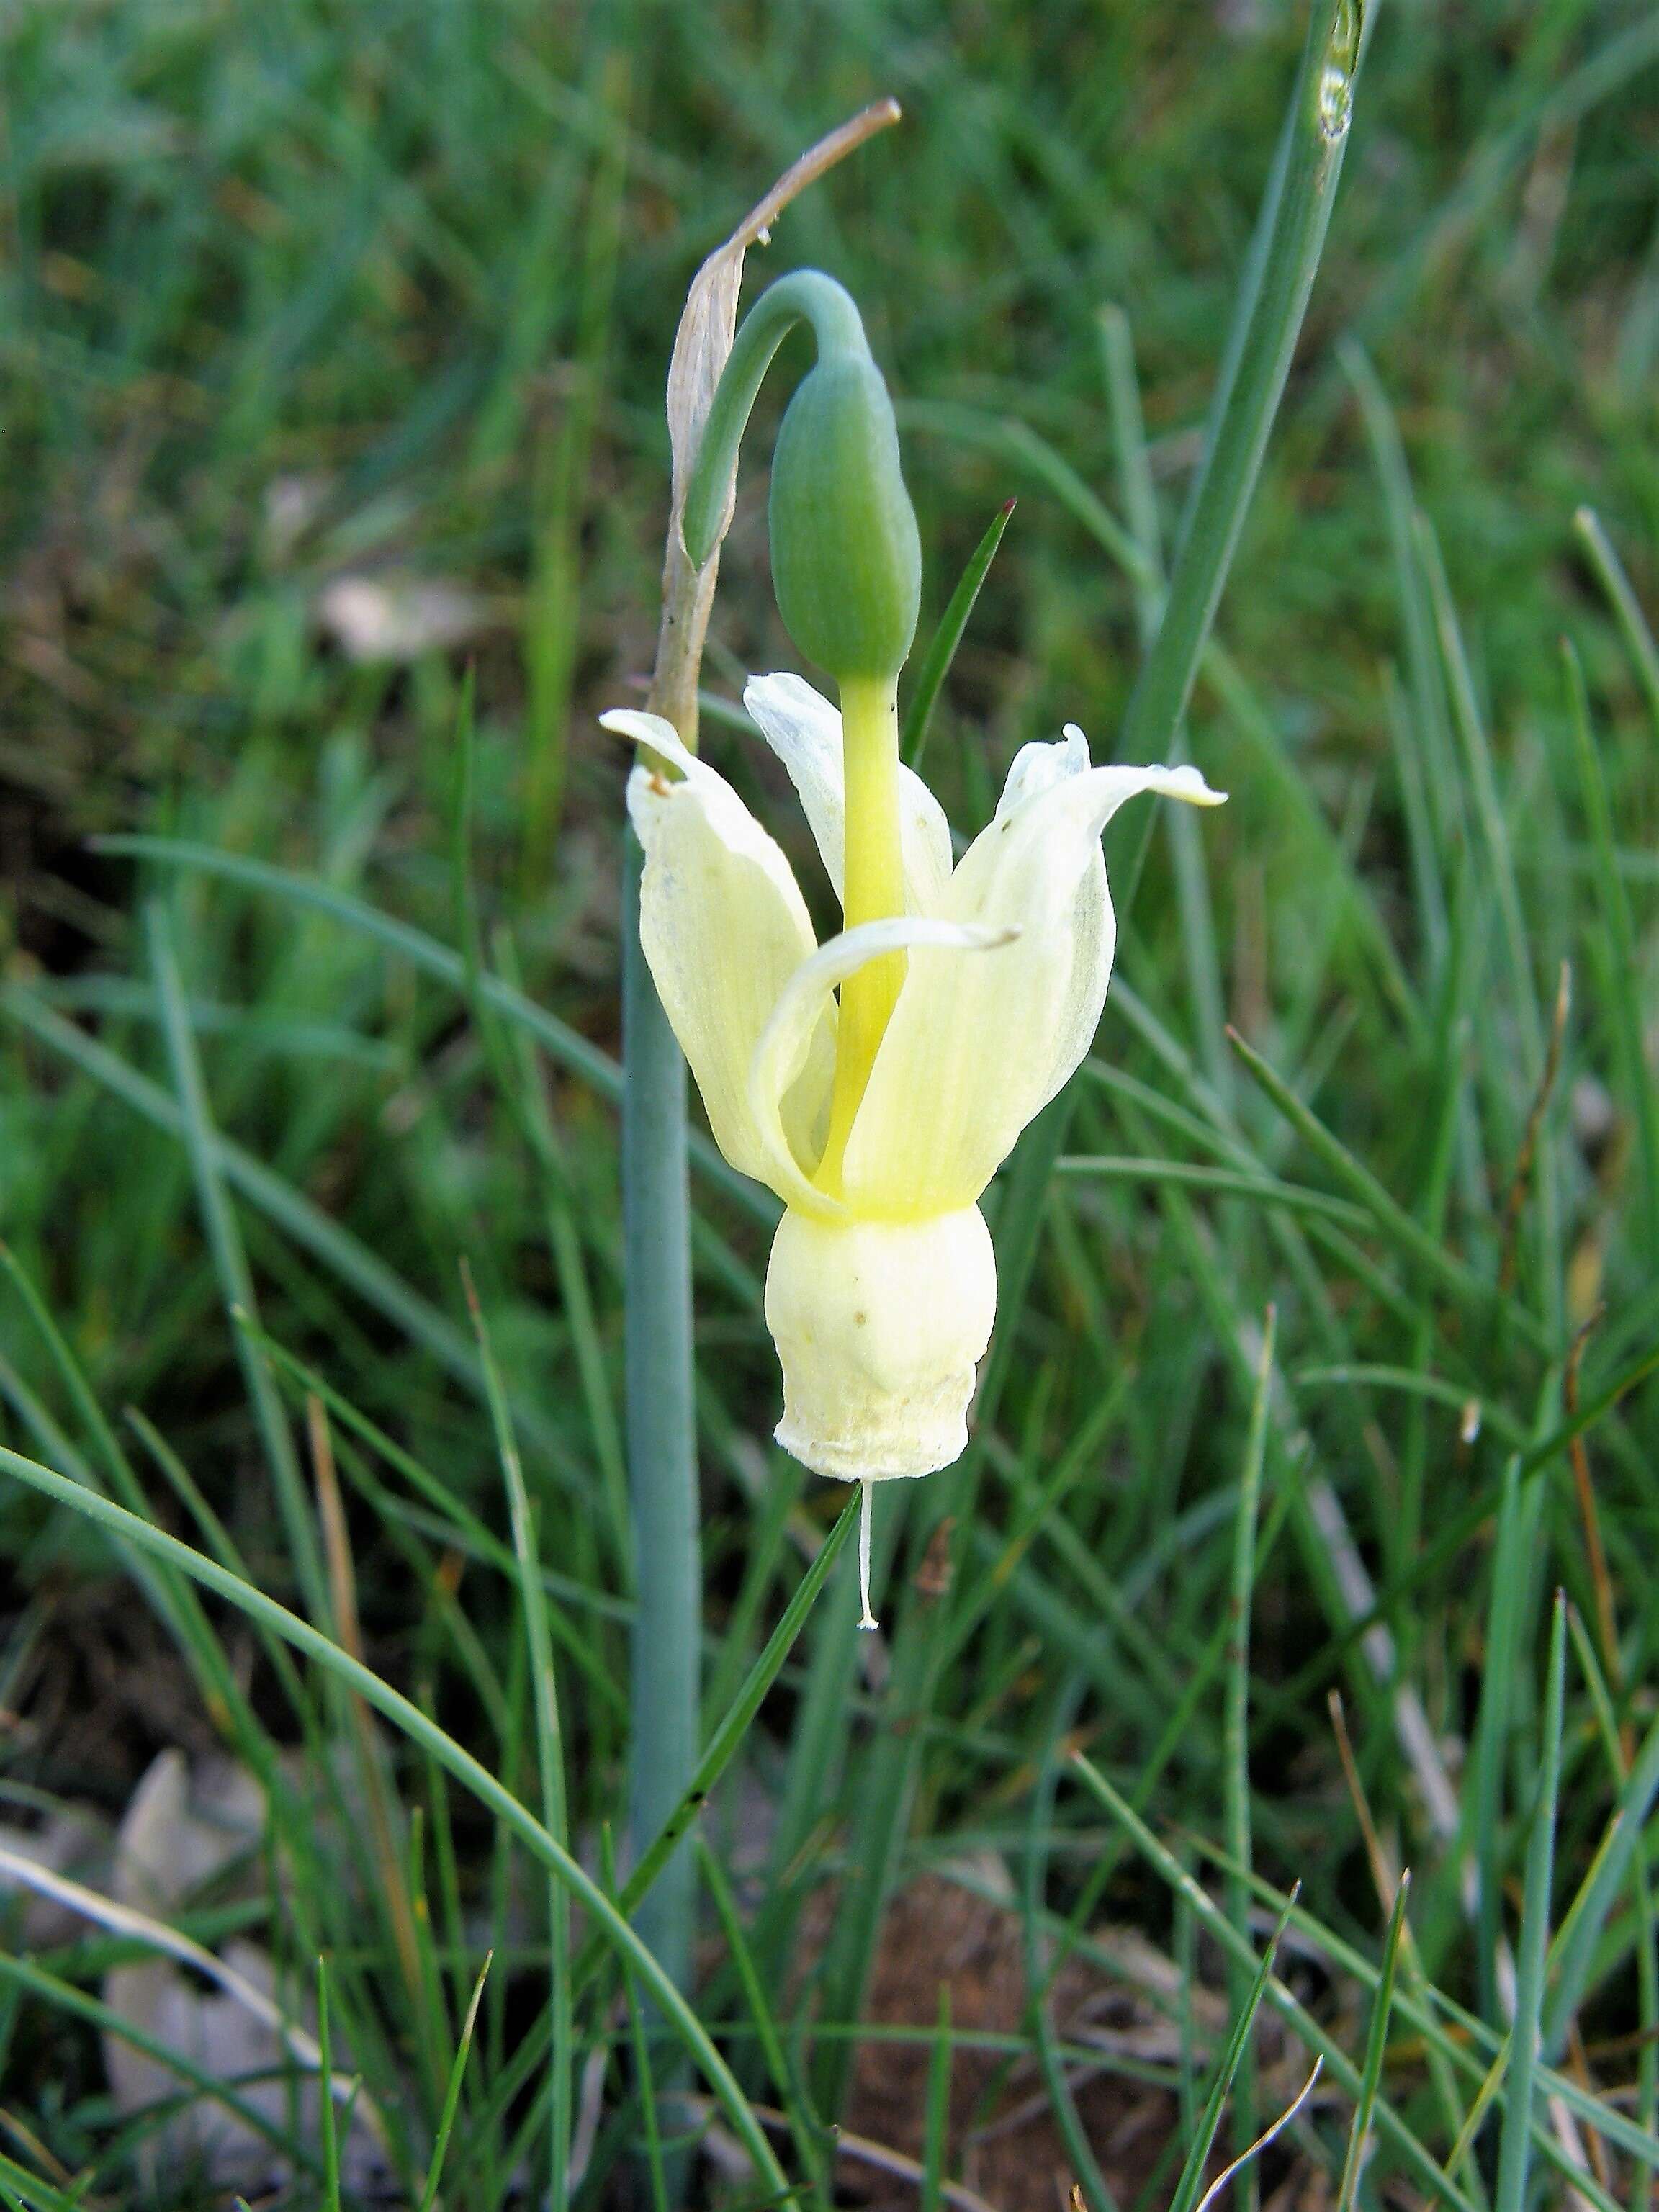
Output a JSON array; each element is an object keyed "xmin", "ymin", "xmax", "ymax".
[
  {"xmin": 605, "ymin": 708, "xmax": 835, "ymax": 1191},
  {"xmin": 843, "ymin": 758, "xmax": 1226, "ymax": 1213},
  {"xmin": 747, "ymin": 913, "xmax": 1017, "ymax": 1217},
  {"xmin": 742, "ymin": 672, "xmax": 955, "ymax": 916},
  {"xmin": 994, "ymin": 721, "xmax": 1092, "ymax": 820}
]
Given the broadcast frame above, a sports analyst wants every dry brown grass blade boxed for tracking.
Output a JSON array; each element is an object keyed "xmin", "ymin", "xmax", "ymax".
[
  {"xmin": 1498, "ymin": 960, "xmax": 1571, "ymax": 1296},
  {"xmin": 1327, "ymin": 1690, "xmax": 1401, "ymax": 1909},
  {"xmin": 0, "ymin": 2105, "xmax": 83, "ymax": 2198},
  {"xmin": 309, "ymin": 1391, "xmax": 363, "ymax": 1666},
  {"xmin": 307, "ymin": 1393, "xmax": 428, "ymax": 2047}
]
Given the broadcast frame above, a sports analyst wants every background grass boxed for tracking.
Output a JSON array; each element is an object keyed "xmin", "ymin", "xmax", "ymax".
[{"xmin": 1, "ymin": 0, "xmax": 1658, "ymax": 2206}]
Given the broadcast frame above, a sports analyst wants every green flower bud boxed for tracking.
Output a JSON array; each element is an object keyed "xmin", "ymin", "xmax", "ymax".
[
  {"xmin": 769, "ymin": 348, "xmax": 920, "ymax": 681},
  {"xmin": 680, "ymin": 270, "xmax": 920, "ymax": 685}
]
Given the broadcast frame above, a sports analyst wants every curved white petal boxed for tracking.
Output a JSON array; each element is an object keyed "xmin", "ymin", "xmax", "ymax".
[
  {"xmin": 742, "ymin": 673, "xmax": 955, "ymax": 917},
  {"xmin": 747, "ymin": 913, "xmax": 1017, "ymax": 1218},
  {"xmin": 843, "ymin": 759, "xmax": 1226, "ymax": 1213},
  {"xmin": 602, "ymin": 708, "xmax": 693, "ymax": 772},
  {"xmin": 995, "ymin": 721, "xmax": 1092, "ymax": 820},
  {"xmin": 737, "ymin": 676, "xmax": 844, "ymax": 897},
  {"xmin": 605, "ymin": 708, "xmax": 835, "ymax": 1190}
]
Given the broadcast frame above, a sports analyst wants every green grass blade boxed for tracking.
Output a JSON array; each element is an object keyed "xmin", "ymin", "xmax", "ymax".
[
  {"xmin": 611, "ymin": 1493, "xmax": 856, "ymax": 1938},
  {"xmin": 448, "ymin": 662, "xmax": 485, "ymax": 989},
  {"xmin": 1292, "ymin": 1363, "xmax": 1526, "ymax": 1442},
  {"xmin": 804, "ymin": 1489, "xmax": 938, "ymax": 2125},
  {"xmin": 462, "ymin": 666, "xmax": 629, "ymax": 1568},
  {"xmin": 1118, "ymin": 0, "xmax": 1366, "ymax": 763},
  {"xmin": 1201, "ymin": 640, "xmax": 1424, "ymax": 1033},
  {"xmin": 1023, "ymin": 1681, "xmax": 1120, "ymax": 2212},
  {"xmin": 4, "ymin": 990, "xmax": 473, "ymax": 1403},
  {"xmin": 145, "ymin": 900, "xmax": 327, "ymax": 1615},
  {"xmin": 0, "ymin": 1246, "xmax": 256, "ymax": 1728},
  {"xmin": 316, "ymin": 1956, "xmax": 342, "ymax": 2212},
  {"xmin": 491, "ymin": 927, "xmax": 631, "ymax": 1570},
  {"xmin": 1560, "ymin": 1612, "xmax": 1658, "ymax": 2212},
  {"xmin": 1358, "ymin": 12, "xmax": 1659, "ymax": 345},
  {"xmin": 1190, "ymin": 1879, "xmax": 1655, "ymax": 2200},
  {"xmin": 1070, "ymin": 1753, "xmax": 1480, "ymax": 2212},
  {"xmin": 0, "ymin": 2156, "xmax": 76, "ymax": 2212},
  {"xmin": 91, "ymin": 835, "xmax": 773, "ymax": 1225},
  {"xmin": 698, "ymin": 1835, "xmax": 827, "ymax": 2198},
  {"xmin": 99, "ymin": 837, "xmax": 619, "ymax": 1092},
  {"xmin": 1493, "ymin": 1592, "xmax": 1567, "ymax": 2212},
  {"xmin": 0, "ymin": 1438, "xmax": 789, "ymax": 2199},
  {"xmin": 1224, "ymin": 1023, "xmax": 1549, "ymax": 1349},
  {"xmin": 1341, "ymin": 341, "xmax": 1461, "ymax": 888},
  {"xmin": 1466, "ymin": 1455, "xmax": 1540, "ymax": 2029},
  {"xmin": 520, "ymin": 68, "xmax": 626, "ymax": 888},
  {"xmin": 902, "ymin": 498, "xmax": 1016, "ymax": 770},
  {"xmin": 1414, "ymin": 512, "xmax": 1544, "ymax": 1066},
  {"xmin": 1224, "ymin": 1308, "xmax": 1275, "ymax": 2198},
  {"xmin": 605, "ymin": 1825, "xmax": 671, "ymax": 2212},
  {"xmin": 1167, "ymin": 1889, "xmax": 1300, "ymax": 2212},
  {"xmin": 1335, "ymin": 1872, "xmax": 1411, "ymax": 2211},
  {"xmin": 1564, "ymin": 635, "xmax": 1659, "ymax": 1263},
  {"xmin": 1574, "ymin": 506, "xmax": 1659, "ymax": 739},
  {"xmin": 1098, "ymin": 302, "xmax": 1164, "ymax": 624},
  {"xmin": 752, "ymin": 1486, "xmax": 904, "ymax": 2004},
  {"xmin": 3, "ymin": 984, "xmax": 593, "ymax": 1486},
  {"xmin": 0, "ymin": 1952, "xmax": 315, "ymax": 2176},
  {"xmin": 907, "ymin": 392, "xmax": 1421, "ymax": 1048},
  {"xmin": 125, "ymin": 1403, "xmax": 318, "ymax": 1732},
  {"xmin": 902, "ymin": 403, "xmax": 1151, "ymax": 588},
  {"xmin": 920, "ymin": 1986, "xmax": 952, "ymax": 2212},
  {"xmin": 418, "ymin": 1954, "xmax": 492, "ymax": 2212},
  {"xmin": 1542, "ymin": 1691, "xmax": 1659, "ymax": 2056},
  {"xmin": 464, "ymin": 1264, "xmax": 572, "ymax": 2210},
  {"xmin": 0, "ymin": 1245, "xmax": 156, "ymax": 1517},
  {"xmin": 1277, "ymin": 1337, "xmax": 1659, "ymax": 1701},
  {"xmin": 240, "ymin": 1318, "xmax": 629, "ymax": 1629}
]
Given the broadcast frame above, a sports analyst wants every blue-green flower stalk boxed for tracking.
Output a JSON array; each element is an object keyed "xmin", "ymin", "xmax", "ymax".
[{"xmin": 609, "ymin": 273, "xmax": 1226, "ymax": 1626}]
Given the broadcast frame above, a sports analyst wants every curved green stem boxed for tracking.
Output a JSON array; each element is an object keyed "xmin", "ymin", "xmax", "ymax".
[{"xmin": 680, "ymin": 270, "xmax": 871, "ymax": 570}]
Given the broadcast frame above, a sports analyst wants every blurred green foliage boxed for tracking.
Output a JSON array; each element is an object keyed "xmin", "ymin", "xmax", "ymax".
[{"xmin": 0, "ymin": 0, "xmax": 1657, "ymax": 2203}]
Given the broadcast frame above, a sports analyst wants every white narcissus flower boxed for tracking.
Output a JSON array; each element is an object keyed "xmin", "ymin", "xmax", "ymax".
[{"xmin": 604, "ymin": 673, "xmax": 1223, "ymax": 1624}]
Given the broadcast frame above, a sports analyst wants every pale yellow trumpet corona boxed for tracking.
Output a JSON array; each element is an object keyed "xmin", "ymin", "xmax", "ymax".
[{"xmin": 603, "ymin": 674, "xmax": 1225, "ymax": 1491}]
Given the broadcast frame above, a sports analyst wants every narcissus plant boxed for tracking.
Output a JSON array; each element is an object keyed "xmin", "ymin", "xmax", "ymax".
[{"xmin": 607, "ymin": 271, "xmax": 1223, "ymax": 1624}]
